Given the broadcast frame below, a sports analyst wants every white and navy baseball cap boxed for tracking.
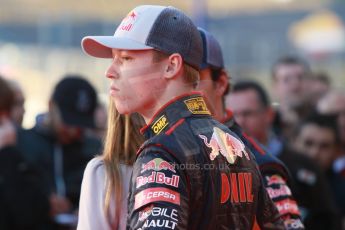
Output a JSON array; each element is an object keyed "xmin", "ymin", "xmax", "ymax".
[
  {"xmin": 82, "ymin": 5, "xmax": 203, "ymax": 70},
  {"xmin": 198, "ymin": 27, "xmax": 224, "ymax": 70}
]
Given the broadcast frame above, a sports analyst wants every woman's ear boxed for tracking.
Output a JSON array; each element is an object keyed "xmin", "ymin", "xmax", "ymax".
[{"xmin": 164, "ymin": 53, "xmax": 183, "ymax": 79}]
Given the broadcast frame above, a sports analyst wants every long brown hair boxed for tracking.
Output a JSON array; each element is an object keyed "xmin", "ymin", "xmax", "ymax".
[{"xmin": 102, "ymin": 99, "xmax": 145, "ymax": 228}]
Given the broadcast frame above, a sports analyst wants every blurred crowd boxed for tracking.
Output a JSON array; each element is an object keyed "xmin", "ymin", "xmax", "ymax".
[{"xmin": 0, "ymin": 54, "xmax": 344, "ymax": 229}]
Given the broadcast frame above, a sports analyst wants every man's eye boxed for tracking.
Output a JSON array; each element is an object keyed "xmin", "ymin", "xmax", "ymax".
[{"xmin": 121, "ymin": 56, "xmax": 132, "ymax": 61}]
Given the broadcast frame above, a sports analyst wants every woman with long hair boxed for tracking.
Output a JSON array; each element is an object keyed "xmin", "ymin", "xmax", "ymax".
[{"xmin": 77, "ymin": 101, "xmax": 145, "ymax": 230}]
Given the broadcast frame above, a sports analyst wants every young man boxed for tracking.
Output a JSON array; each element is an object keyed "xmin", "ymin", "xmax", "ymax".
[
  {"xmin": 226, "ymin": 81, "xmax": 341, "ymax": 230},
  {"xmin": 197, "ymin": 28, "xmax": 304, "ymax": 230},
  {"xmin": 317, "ymin": 90, "xmax": 345, "ymax": 165},
  {"xmin": 293, "ymin": 114, "xmax": 345, "ymax": 218},
  {"xmin": 271, "ymin": 56, "xmax": 312, "ymax": 139},
  {"xmin": 82, "ymin": 5, "xmax": 283, "ymax": 229}
]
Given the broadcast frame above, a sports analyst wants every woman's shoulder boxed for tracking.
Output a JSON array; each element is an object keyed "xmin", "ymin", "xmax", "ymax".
[
  {"xmin": 85, "ymin": 157, "xmax": 133, "ymax": 178},
  {"xmin": 86, "ymin": 157, "xmax": 105, "ymax": 169},
  {"xmin": 83, "ymin": 157, "xmax": 106, "ymax": 181}
]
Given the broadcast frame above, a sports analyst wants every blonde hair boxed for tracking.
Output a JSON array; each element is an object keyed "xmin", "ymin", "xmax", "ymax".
[{"xmin": 102, "ymin": 99, "xmax": 145, "ymax": 228}]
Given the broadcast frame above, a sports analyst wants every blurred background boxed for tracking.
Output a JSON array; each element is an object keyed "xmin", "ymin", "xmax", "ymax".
[{"xmin": 1, "ymin": 0, "xmax": 344, "ymax": 128}]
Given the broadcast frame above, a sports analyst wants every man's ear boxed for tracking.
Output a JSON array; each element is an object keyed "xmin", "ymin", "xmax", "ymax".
[
  {"xmin": 164, "ymin": 53, "xmax": 183, "ymax": 79},
  {"xmin": 215, "ymin": 71, "xmax": 229, "ymax": 97}
]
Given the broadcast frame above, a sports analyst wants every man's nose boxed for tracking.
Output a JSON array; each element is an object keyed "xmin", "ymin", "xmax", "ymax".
[{"xmin": 106, "ymin": 61, "xmax": 120, "ymax": 79}]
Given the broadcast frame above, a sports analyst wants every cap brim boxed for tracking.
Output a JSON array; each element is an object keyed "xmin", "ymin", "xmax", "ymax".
[{"xmin": 81, "ymin": 36, "xmax": 153, "ymax": 58}]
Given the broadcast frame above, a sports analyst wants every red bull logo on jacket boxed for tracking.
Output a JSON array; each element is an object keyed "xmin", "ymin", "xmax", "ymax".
[
  {"xmin": 141, "ymin": 158, "xmax": 176, "ymax": 173},
  {"xmin": 136, "ymin": 171, "xmax": 180, "ymax": 189},
  {"xmin": 199, "ymin": 127, "xmax": 250, "ymax": 164}
]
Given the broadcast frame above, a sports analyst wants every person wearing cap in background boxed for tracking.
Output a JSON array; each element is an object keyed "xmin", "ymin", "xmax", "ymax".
[
  {"xmin": 16, "ymin": 75, "xmax": 102, "ymax": 229},
  {"xmin": 0, "ymin": 75, "xmax": 50, "ymax": 230},
  {"xmin": 196, "ymin": 27, "xmax": 305, "ymax": 230},
  {"xmin": 81, "ymin": 5, "xmax": 283, "ymax": 229}
]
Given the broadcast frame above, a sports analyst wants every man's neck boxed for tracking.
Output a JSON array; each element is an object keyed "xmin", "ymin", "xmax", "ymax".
[{"xmin": 141, "ymin": 87, "xmax": 195, "ymax": 124}]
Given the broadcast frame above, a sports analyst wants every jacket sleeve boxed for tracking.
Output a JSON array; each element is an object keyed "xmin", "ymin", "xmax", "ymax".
[
  {"xmin": 255, "ymin": 167, "xmax": 286, "ymax": 230},
  {"xmin": 262, "ymin": 172, "xmax": 305, "ymax": 229},
  {"xmin": 127, "ymin": 147, "xmax": 189, "ymax": 230}
]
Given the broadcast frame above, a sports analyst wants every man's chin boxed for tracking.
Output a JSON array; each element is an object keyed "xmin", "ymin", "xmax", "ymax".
[{"xmin": 115, "ymin": 106, "xmax": 132, "ymax": 115}]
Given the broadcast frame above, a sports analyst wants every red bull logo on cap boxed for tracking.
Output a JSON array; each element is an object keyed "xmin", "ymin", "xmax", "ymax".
[
  {"xmin": 141, "ymin": 158, "xmax": 176, "ymax": 173},
  {"xmin": 118, "ymin": 10, "xmax": 138, "ymax": 32},
  {"xmin": 199, "ymin": 127, "xmax": 250, "ymax": 164}
]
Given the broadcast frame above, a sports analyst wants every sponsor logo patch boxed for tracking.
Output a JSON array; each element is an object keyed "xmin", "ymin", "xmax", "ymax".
[
  {"xmin": 199, "ymin": 127, "xmax": 249, "ymax": 164},
  {"xmin": 284, "ymin": 219, "xmax": 304, "ymax": 229},
  {"xmin": 139, "ymin": 219, "xmax": 177, "ymax": 230},
  {"xmin": 151, "ymin": 115, "xmax": 169, "ymax": 134},
  {"xmin": 267, "ymin": 185, "xmax": 292, "ymax": 199},
  {"xmin": 118, "ymin": 10, "xmax": 138, "ymax": 32},
  {"xmin": 138, "ymin": 205, "xmax": 154, "ymax": 222},
  {"xmin": 134, "ymin": 187, "xmax": 180, "ymax": 210},
  {"xmin": 266, "ymin": 175, "xmax": 286, "ymax": 186},
  {"xmin": 184, "ymin": 97, "xmax": 211, "ymax": 115},
  {"xmin": 139, "ymin": 206, "xmax": 178, "ymax": 228},
  {"xmin": 275, "ymin": 199, "xmax": 301, "ymax": 216},
  {"xmin": 136, "ymin": 171, "xmax": 180, "ymax": 189},
  {"xmin": 141, "ymin": 158, "xmax": 176, "ymax": 173},
  {"xmin": 221, "ymin": 172, "xmax": 254, "ymax": 204}
]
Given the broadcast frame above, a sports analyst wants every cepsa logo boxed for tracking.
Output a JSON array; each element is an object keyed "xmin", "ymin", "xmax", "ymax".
[
  {"xmin": 141, "ymin": 158, "xmax": 176, "ymax": 173},
  {"xmin": 151, "ymin": 115, "xmax": 169, "ymax": 134},
  {"xmin": 134, "ymin": 187, "xmax": 180, "ymax": 210},
  {"xmin": 199, "ymin": 127, "xmax": 250, "ymax": 164},
  {"xmin": 118, "ymin": 10, "xmax": 138, "ymax": 32}
]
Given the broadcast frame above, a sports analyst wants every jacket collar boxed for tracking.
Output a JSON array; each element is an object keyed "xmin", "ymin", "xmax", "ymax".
[
  {"xmin": 140, "ymin": 92, "xmax": 211, "ymax": 139},
  {"xmin": 222, "ymin": 109, "xmax": 235, "ymax": 128}
]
